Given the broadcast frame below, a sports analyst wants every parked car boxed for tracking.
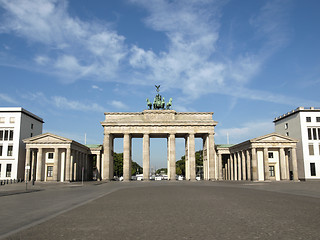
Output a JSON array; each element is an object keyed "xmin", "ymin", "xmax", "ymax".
[
  {"xmin": 155, "ymin": 176, "xmax": 162, "ymax": 181},
  {"xmin": 136, "ymin": 174, "xmax": 143, "ymax": 181},
  {"xmin": 177, "ymin": 175, "xmax": 184, "ymax": 181}
]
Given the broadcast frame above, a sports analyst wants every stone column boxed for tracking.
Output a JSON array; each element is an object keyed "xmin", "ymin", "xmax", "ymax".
[
  {"xmin": 75, "ymin": 151, "xmax": 79, "ymax": 181},
  {"xmin": 285, "ymin": 150, "xmax": 290, "ymax": 180},
  {"xmin": 52, "ymin": 148, "xmax": 59, "ymax": 181},
  {"xmin": 279, "ymin": 147, "xmax": 286, "ymax": 180},
  {"xmin": 123, "ymin": 133, "xmax": 131, "ymax": 181},
  {"xmin": 241, "ymin": 151, "xmax": 246, "ymax": 180},
  {"xmin": 65, "ymin": 147, "xmax": 71, "ymax": 181},
  {"xmin": 234, "ymin": 153, "xmax": 238, "ymax": 180},
  {"xmin": 96, "ymin": 153, "xmax": 101, "ymax": 181},
  {"xmin": 230, "ymin": 154, "xmax": 234, "ymax": 180},
  {"xmin": 218, "ymin": 153, "xmax": 223, "ymax": 180},
  {"xmin": 202, "ymin": 137, "xmax": 208, "ymax": 180},
  {"xmin": 103, "ymin": 133, "xmax": 113, "ymax": 181},
  {"xmin": 31, "ymin": 150, "xmax": 36, "ymax": 181},
  {"xmin": 208, "ymin": 133, "xmax": 215, "ymax": 180},
  {"xmin": 246, "ymin": 150, "xmax": 251, "ymax": 180},
  {"xmin": 188, "ymin": 133, "xmax": 196, "ymax": 181},
  {"xmin": 291, "ymin": 147, "xmax": 299, "ymax": 181},
  {"xmin": 36, "ymin": 148, "xmax": 43, "ymax": 181},
  {"xmin": 227, "ymin": 158, "xmax": 231, "ymax": 180},
  {"xmin": 143, "ymin": 133, "xmax": 150, "ymax": 181},
  {"xmin": 237, "ymin": 152, "xmax": 241, "ymax": 181},
  {"xmin": 77, "ymin": 151, "xmax": 82, "ymax": 181},
  {"xmin": 185, "ymin": 137, "xmax": 189, "ymax": 180},
  {"xmin": 25, "ymin": 147, "xmax": 31, "ymax": 181},
  {"xmin": 70, "ymin": 153, "xmax": 74, "ymax": 182},
  {"xmin": 263, "ymin": 147, "xmax": 270, "ymax": 181},
  {"xmin": 60, "ymin": 150, "xmax": 66, "ymax": 182},
  {"xmin": 251, "ymin": 148, "xmax": 258, "ymax": 181},
  {"xmin": 224, "ymin": 163, "xmax": 228, "ymax": 180},
  {"xmin": 168, "ymin": 134, "xmax": 176, "ymax": 181}
]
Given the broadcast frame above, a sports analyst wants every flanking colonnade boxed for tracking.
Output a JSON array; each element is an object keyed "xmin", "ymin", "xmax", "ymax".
[
  {"xmin": 216, "ymin": 133, "xmax": 299, "ymax": 181},
  {"xmin": 101, "ymin": 110, "xmax": 218, "ymax": 181},
  {"xmin": 23, "ymin": 133, "xmax": 91, "ymax": 182}
]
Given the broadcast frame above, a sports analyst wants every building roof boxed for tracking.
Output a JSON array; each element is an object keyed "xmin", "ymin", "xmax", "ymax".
[
  {"xmin": 274, "ymin": 107, "xmax": 320, "ymax": 123},
  {"xmin": 0, "ymin": 107, "xmax": 44, "ymax": 123},
  {"xmin": 23, "ymin": 132, "xmax": 89, "ymax": 150},
  {"xmin": 85, "ymin": 144, "xmax": 102, "ymax": 148},
  {"xmin": 215, "ymin": 144, "xmax": 235, "ymax": 148}
]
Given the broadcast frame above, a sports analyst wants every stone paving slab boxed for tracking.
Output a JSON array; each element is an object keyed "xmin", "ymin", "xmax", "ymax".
[{"xmin": 2, "ymin": 181, "xmax": 320, "ymax": 240}]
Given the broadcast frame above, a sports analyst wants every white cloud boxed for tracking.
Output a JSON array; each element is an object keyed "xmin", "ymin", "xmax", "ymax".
[
  {"xmin": 0, "ymin": 93, "xmax": 18, "ymax": 104},
  {"xmin": 34, "ymin": 55, "xmax": 50, "ymax": 65},
  {"xmin": 52, "ymin": 96, "xmax": 105, "ymax": 112},
  {"xmin": 92, "ymin": 85, "xmax": 103, "ymax": 91},
  {"xmin": 216, "ymin": 120, "xmax": 274, "ymax": 144},
  {"xmin": 0, "ymin": 0, "xmax": 127, "ymax": 82},
  {"xmin": 109, "ymin": 100, "xmax": 127, "ymax": 110},
  {"xmin": 0, "ymin": 0, "xmax": 309, "ymax": 106}
]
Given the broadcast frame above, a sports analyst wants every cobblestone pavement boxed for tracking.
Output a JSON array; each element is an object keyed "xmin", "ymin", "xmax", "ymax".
[{"xmin": 1, "ymin": 181, "xmax": 320, "ymax": 240}]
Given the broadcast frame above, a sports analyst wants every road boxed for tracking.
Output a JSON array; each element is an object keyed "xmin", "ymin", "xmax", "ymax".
[{"xmin": 1, "ymin": 181, "xmax": 320, "ymax": 239}]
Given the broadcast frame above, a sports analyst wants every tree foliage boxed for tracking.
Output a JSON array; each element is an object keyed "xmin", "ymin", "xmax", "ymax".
[
  {"xmin": 175, "ymin": 150, "xmax": 203, "ymax": 175},
  {"xmin": 155, "ymin": 168, "xmax": 167, "ymax": 174},
  {"xmin": 113, "ymin": 152, "xmax": 143, "ymax": 177}
]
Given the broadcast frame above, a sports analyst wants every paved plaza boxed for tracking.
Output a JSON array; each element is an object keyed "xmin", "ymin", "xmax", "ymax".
[{"xmin": 1, "ymin": 181, "xmax": 320, "ymax": 239}]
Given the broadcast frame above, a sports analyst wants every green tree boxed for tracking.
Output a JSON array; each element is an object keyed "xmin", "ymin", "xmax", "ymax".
[
  {"xmin": 176, "ymin": 159, "xmax": 185, "ymax": 175},
  {"xmin": 113, "ymin": 152, "xmax": 142, "ymax": 177},
  {"xmin": 176, "ymin": 150, "xmax": 203, "ymax": 176},
  {"xmin": 132, "ymin": 161, "xmax": 143, "ymax": 176},
  {"xmin": 155, "ymin": 168, "xmax": 167, "ymax": 174}
]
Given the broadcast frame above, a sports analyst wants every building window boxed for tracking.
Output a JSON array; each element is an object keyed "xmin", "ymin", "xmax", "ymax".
[
  {"xmin": 309, "ymin": 144, "xmax": 314, "ymax": 156},
  {"xmin": 6, "ymin": 164, "xmax": 12, "ymax": 177},
  {"xmin": 284, "ymin": 123, "xmax": 288, "ymax": 130},
  {"xmin": 308, "ymin": 128, "xmax": 312, "ymax": 140},
  {"xmin": 0, "ymin": 117, "xmax": 4, "ymax": 123},
  {"xmin": 9, "ymin": 117, "xmax": 15, "ymax": 123},
  {"xmin": 269, "ymin": 166, "xmax": 275, "ymax": 177},
  {"xmin": 317, "ymin": 117, "xmax": 320, "ymax": 122},
  {"xmin": 310, "ymin": 163, "xmax": 316, "ymax": 176},
  {"xmin": 48, "ymin": 153, "xmax": 54, "ymax": 159},
  {"xmin": 0, "ymin": 145, "xmax": 2, "ymax": 156},
  {"xmin": 268, "ymin": 152, "xmax": 274, "ymax": 158},
  {"xmin": 7, "ymin": 145, "xmax": 13, "ymax": 156},
  {"xmin": 47, "ymin": 166, "xmax": 53, "ymax": 177},
  {"xmin": 9, "ymin": 130, "xmax": 13, "ymax": 141},
  {"xmin": 0, "ymin": 164, "xmax": 1, "ymax": 176},
  {"xmin": 30, "ymin": 133, "xmax": 33, "ymax": 137},
  {"xmin": 31, "ymin": 123, "xmax": 34, "ymax": 129},
  {"xmin": 313, "ymin": 128, "xmax": 318, "ymax": 140},
  {"xmin": 0, "ymin": 130, "xmax": 3, "ymax": 140},
  {"xmin": 4, "ymin": 130, "xmax": 8, "ymax": 141},
  {"xmin": 306, "ymin": 117, "xmax": 311, "ymax": 122},
  {"xmin": 286, "ymin": 132, "xmax": 289, "ymax": 136}
]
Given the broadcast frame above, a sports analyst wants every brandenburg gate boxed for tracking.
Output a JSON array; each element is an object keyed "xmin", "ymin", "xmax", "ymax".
[{"xmin": 101, "ymin": 87, "xmax": 218, "ymax": 181}]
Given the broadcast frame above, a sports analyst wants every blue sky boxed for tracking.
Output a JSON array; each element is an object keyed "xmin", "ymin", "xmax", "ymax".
[{"xmin": 0, "ymin": 0, "xmax": 319, "ymax": 168}]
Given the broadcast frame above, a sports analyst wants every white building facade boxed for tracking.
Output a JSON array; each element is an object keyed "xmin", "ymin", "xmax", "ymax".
[
  {"xmin": 274, "ymin": 107, "xmax": 320, "ymax": 180},
  {"xmin": 0, "ymin": 108, "xmax": 43, "ymax": 180}
]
